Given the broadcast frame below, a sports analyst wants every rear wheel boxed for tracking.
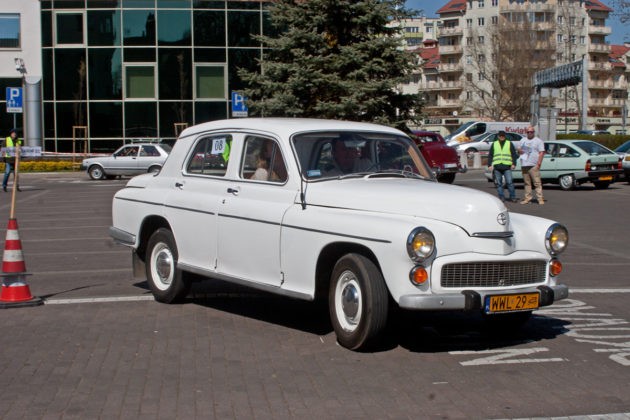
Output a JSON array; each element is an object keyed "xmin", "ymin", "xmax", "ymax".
[
  {"xmin": 593, "ymin": 180, "xmax": 610, "ymax": 189},
  {"xmin": 88, "ymin": 165, "xmax": 105, "ymax": 180},
  {"xmin": 145, "ymin": 228, "xmax": 191, "ymax": 303},
  {"xmin": 437, "ymin": 173, "xmax": 456, "ymax": 184},
  {"xmin": 465, "ymin": 148, "xmax": 478, "ymax": 154},
  {"xmin": 329, "ymin": 253, "xmax": 389, "ymax": 350},
  {"xmin": 558, "ymin": 174, "xmax": 576, "ymax": 191}
]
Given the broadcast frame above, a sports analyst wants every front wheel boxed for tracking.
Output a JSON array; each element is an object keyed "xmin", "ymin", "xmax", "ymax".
[
  {"xmin": 329, "ymin": 253, "xmax": 389, "ymax": 350},
  {"xmin": 145, "ymin": 228, "xmax": 191, "ymax": 303},
  {"xmin": 558, "ymin": 174, "xmax": 576, "ymax": 191},
  {"xmin": 88, "ymin": 165, "xmax": 105, "ymax": 180},
  {"xmin": 593, "ymin": 180, "xmax": 610, "ymax": 189}
]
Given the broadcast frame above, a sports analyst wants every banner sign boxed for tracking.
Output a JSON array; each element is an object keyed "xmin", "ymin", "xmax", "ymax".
[{"xmin": 1, "ymin": 147, "xmax": 42, "ymax": 157}]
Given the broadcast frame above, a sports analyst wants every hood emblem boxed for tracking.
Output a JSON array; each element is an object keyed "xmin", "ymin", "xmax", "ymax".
[{"xmin": 497, "ymin": 212, "xmax": 508, "ymax": 226}]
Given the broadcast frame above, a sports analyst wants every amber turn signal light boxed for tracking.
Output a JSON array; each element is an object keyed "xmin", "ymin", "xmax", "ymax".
[
  {"xmin": 549, "ymin": 259, "xmax": 562, "ymax": 276},
  {"xmin": 410, "ymin": 266, "xmax": 428, "ymax": 285}
]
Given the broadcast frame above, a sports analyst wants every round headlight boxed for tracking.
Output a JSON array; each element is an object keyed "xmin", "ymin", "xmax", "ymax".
[
  {"xmin": 407, "ymin": 227, "xmax": 435, "ymax": 262},
  {"xmin": 546, "ymin": 223, "xmax": 569, "ymax": 255}
]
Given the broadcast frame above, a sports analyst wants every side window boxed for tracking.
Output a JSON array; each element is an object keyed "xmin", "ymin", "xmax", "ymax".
[
  {"xmin": 557, "ymin": 145, "xmax": 580, "ymax": 158},
  {"xmin": 115, "ymin": 146, "xmax": 139, "ymax": 157},
  {"xmin": 506, "ymin": 133, "xmax": 520, "ymax": 141},
  {"xmin": 545, "ymin": 143, "xmax": 557, "ymax": 156},
  {"xmin": 240, "ymin": 136, "xmax": 287, "ymax": 183},
  {"xmin": 187, "ymin": 135, "xmax": 233, "ymax": 176},
  {"xmin": 140, "ymin": 145, "xmax": 160, "ymax": 157}
]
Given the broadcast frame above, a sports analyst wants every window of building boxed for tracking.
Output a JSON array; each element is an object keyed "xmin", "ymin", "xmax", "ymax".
[
  {"xmin": 157, "ymin": 10, "xmax": 191, "ymax": 46},
  {"xmin": 87, "ymin": 10, "xmax": 121, "ymax": 46},
  {"xmin": 405, "ymin": 26, "xmax": 419, "ymax": 33},
  {"xmin": 557, "ymin": 15, "xmax": 563, "ymax": 24},
  {"xmin": 125, "ymin": 65, "xmax": 156, "ymax": 98},
  {"xmin": 466, "ymin": 36, "xmax": 472, "ymax": 45},
  {"xmin": 123, "ymin": 10, "xmax": 156, "ymax": 46},
  {"xmin": 55, "ymin": 12, "xmax": 85, "ymax": 45},
  {"xmin": 468, "ymin": 1, "xmax": 473, "ymax": 9},
  {"xmin": 466, "ymin": 18, "xmax": 472, "ymax": 27},
  {"xmin": 570, "ymin": 35, "xmax": 576, "ymax": 44},
  {"xmin": 426, "ymin": 26, "xmax": 433, "ymax": 33},
  {"xmin": 0, "ymin": 14, "xmax": 20, "ymax": 48},
  {"xmin": 466, "ymin": 55, "xmax": 472, "ymax": 64},
  {"xmin": 570, "ymin": 16, "xmax": 576, "ymax": 26},
  {"xmin": 478, "ymin": 0, "xmax": 484, "ymax": 7},
  {"xmin": 478, "ymin": 17, "xmax": 485, "ymax": 26},
  {"xmin": 492, "ymin": 0, "xmax": 498, "ymax": 5},
  {"xmin": 466, "ymin": 73, "xmax": 473, "ymax": 81},
  {"xmin": 580, "ymin": 36, "xmax": 585, "ymax": 44},
  {"xmin": 478, "ymin": 36, "xmax": 484, "ymax": 44},
  {"xmin": 491, "ymin": 16, "xmax": 498, "ymax": 25},
  {"xmin": 478, "ymin": 72, "xmax": 484, "ymax": 81},
  {"xmin": 557, "ymin": 34, "xmax": 563, "ymax": 43},
  {"xmin": 228, "ymin": 11, "xmax": 260, "ymax": 47},
  {"xmin": 467, "ymin": 91, "xmax": 472, "ymax": 99},
  {"xmin": 196, "ymin": 65, "xmax": 226, "ymax": 99},
  {"xmin": 478, "ymin": 54, "xmax": 485, "ymax": 62}
]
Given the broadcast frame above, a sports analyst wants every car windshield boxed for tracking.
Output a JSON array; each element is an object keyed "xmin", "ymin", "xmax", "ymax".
[
  {"xmin": 416, "ymin": 134, "xmax": 442, "ymax": 143},
  {"xmin": 614, "ymin": 140, "xmax": 630, "ymax": 153},
  {"xmin": 292, "ymin": 131, "xmax": 434, "ymax": 181},
  {"xmin": 574, "ymin": 141, "xmax": 613, "ymax": 156},
  {"xmin": 450, "ymin": 121, "xmax": 474, "ymax": 136}
]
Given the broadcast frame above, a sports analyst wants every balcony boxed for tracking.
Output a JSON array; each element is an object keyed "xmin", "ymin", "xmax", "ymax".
[
  {"xmin": 588, "ymin": 62, "xmax": 612, "ymax": 71},
  {"xmin": 588, "ymin": 25, "xmax": 612, "ymax": 35},
  {"xmin": 439, "ymin": 44, "xmax": 463, "ymax": 55},
  {"xmin": 438, "ymin": 62, "xmax": 463, "ymax": 73},
  {"xmin": 439, "ymin": 26, "xmax": 463, "ymax": 37},
  {"xmin": 589, "ymin": 79, "xmax": 614, "ymax": 89},
  {"xmin": 531, "ymin": 21, "xmax": 555, "ymax": 31},
  {"xmin": 588, "ymin": 43, "xmax": 612, "ymax": 54},
  {"xmin": 503, "ymin": 2, "xmax": 554, "ymax": 12},
  {"xmin": 420, "ymin": 80, "xmax": 463, "ymax": 90},
  {"xmin": 589, "ymin": 98, "xmax": 626, "ymax": 107}
]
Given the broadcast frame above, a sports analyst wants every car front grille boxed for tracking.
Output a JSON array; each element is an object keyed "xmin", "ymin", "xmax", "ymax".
[{"xmin": 440, "ymin": 260, "xmax": 547, "ymax": 288}]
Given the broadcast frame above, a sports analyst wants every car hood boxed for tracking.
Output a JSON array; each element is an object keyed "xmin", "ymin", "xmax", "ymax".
[{"xmin": 303, "ymin": 178, "xmax": 509, "ymax": 235}]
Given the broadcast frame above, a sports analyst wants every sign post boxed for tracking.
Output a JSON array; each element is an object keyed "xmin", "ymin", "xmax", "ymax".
[
  {"xmin": 5, "ymin": 87, "xmax": 23, "ymax": 129},
  {"xmin": 231, "ymin": 92, "xmax": 248, "ymax": 118}
]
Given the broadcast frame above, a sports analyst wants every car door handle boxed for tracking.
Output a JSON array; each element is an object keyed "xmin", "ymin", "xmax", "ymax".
[
  {"xmin": 175, "ymin": 182, "xmax": 184, "ymax": 189},
  {"xmin": 227, "ymin": 187, "xmax": 240, "ymax": 195}
]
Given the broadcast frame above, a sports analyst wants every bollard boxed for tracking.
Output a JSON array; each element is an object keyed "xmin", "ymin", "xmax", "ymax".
[
  {"xmin": 459, "ymin": 152, "xmax": 468, "ymax": 169},
  {"xmin": 473, "ymin": 152, "xmax": 482, "ymax": 168}
]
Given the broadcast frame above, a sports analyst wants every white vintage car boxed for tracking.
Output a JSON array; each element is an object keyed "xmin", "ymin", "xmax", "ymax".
[{"xmin": 110, "ymin": 118, "xmax": 569, "ymax": 350}]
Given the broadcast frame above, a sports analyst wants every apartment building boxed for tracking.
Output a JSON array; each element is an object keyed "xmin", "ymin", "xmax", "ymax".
[{"xmin": 406, "ymin": 0, "xmax": 630, "ymax": 135}]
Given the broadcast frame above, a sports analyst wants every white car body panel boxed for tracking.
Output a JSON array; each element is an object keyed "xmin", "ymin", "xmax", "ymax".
[{"xmin": 111, "ymin": 118, "xmax": 568, "ymax": 309}]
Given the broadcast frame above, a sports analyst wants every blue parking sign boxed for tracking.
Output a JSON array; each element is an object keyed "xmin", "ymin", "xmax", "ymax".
[
  {"xmin": 6, "ymin": 87, "xmax": 23, "ymax": 113},
  {"xmin": 231, "ymin": 91, "xmax": 248, "ymax": 117}
]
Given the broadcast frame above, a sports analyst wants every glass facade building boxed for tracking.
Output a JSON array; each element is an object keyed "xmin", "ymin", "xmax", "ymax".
[{"xmin": 41, "ymin": 0, "xmax": 270, "ymax": 152}]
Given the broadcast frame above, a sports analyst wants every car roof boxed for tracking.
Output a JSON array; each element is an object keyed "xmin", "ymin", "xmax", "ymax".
[{"xmin": 178, "ymin": 118, "xmax": 405, "ymax": 139}]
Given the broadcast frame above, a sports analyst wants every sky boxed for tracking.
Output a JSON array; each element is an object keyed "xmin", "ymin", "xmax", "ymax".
[{"xmin": 405, "ymin": 0, "xmax": 628, "ymax": 45}]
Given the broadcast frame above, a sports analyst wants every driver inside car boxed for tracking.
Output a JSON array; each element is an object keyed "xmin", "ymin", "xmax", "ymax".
[{"xmin": 323, "ymin": 136, "xmax": 372, "ymax": 176}]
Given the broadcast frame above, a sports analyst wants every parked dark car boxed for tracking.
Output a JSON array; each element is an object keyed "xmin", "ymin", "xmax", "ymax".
[{"xmin": 412, "ymin": 131, "xmax": 464, "ymax": 183}]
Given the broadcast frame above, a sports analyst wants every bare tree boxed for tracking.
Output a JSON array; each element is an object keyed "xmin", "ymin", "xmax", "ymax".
[
  {"xmin": 556, "ymin": 0, "xmax": 584, "ymax": 128},
  {"xmin": 463, "ymin": 15, "xmax": 555, "ymax": 121},
  {"xmin": 611, "ymin": 0, "xmax": 630, "ymax": 23}
]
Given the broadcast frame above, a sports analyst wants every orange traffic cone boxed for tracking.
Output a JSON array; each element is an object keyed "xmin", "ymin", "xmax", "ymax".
[{"xmin": 0, "ymin": 218, "xmax": 42, "ymax": 308}]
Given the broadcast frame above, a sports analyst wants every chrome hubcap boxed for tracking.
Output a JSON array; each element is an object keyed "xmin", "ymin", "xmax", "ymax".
[
  {"xmin": 342, "ymin": 284, "xmax": 359, "ymax": 318},
  {"xmin": 156, "ymin": 250, "xmax": 172, "ymax": 282},
  {"xmin": 151, "ymin": 242, "xmax": 174, "ymax": 290},
  {"xmin": 334, "ymin": 270, "xmax": 362, "ymax": 332}
]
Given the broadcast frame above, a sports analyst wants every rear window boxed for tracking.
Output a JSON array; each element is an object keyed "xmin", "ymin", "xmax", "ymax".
[
  {"xmin": 416, "ymin": 134, "xmax": 442, "ymax": 143},
  {"xmin": 186, "ymin": 135, "xmax": 233, "ymax": 177},
  {"xmin": 574, "ymin": 141, "xmax": 613, "ymax": 156}
]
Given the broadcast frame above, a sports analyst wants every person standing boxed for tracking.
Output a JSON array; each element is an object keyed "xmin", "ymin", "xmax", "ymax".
[
  {"xmin": 487, "ymin": 130, "xmax": 519, "ymax": 202},
  {"xmin": 517, "ymin": 126, "xmax": 545, "ymax": 205},
  {"xmin": 3, "ymin": 128, "xmax": 22, "ymax": 192}
]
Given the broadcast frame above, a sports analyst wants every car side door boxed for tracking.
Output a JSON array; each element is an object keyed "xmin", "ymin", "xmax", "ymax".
[
  {"xmin": 137, "ymin": 145, "xmax": 162, "ymax": 172},
  {"xmin": 108, "ymin": 145, "xmax": 140, "ymax": 175},
  {"xmin": 539, "ymin": 142, "xmax": 558, "ymax": 180},
  {"xmin": 216, "ymin": 134, "xmax": 296, "ymax": 287}
]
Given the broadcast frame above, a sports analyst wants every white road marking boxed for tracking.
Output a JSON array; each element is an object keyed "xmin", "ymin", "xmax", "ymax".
[
  {"xmin": 449, "ymin": 347, "xmax": 564, "ymax": 366},
  {"xmin": 569, "ymin": 288, "xmax": 630, "ymax": 293},
  {"xmin": 45, "ymin": 295, "xmax": 154, "ymax": 304},
  {"xmin": 504, "ymin": 413, "xmax": 630, "ymax": 420}
]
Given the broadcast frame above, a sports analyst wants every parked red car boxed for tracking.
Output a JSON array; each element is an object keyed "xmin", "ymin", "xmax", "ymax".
[{"xmin": 412, "ymin": 131, "xmax": 464, "ymax": 183}]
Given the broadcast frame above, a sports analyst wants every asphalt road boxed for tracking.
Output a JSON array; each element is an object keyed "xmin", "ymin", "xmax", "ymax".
[{"xmin": 0, "ymin": 171, "xmax": 629, "ymax": 419}]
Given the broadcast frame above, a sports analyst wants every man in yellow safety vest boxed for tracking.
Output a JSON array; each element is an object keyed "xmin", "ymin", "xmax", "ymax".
[
  {"xmin": 3, "ymin": 128, "xmax": 22, "ymax": 192},
  {"xmin": 487, "ymin": 130, "xmax": 519, "ymax": 202}
]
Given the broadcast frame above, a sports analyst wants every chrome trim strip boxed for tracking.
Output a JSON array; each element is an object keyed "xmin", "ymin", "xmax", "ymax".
[
  {"xmin": 114, "ymin": 197, "xmax": 215, "ymax": 216},
  {"xmin": 283, "ymin": 224, "xmax": 392, "ymax": 244},
  {"xmin": 177, "ymin": 263, "xmax": 313, "ymax": 301},
  {"xmin": 109, "ymin": 227, "xmax": 135, "ymax": 247},
  {"xmin": 218, "ymin": 213, "xmax": 280, "ymax": 226},
  {"xmin": 471, "ymin": 231, "xmax": 514, "ymax": 238}
]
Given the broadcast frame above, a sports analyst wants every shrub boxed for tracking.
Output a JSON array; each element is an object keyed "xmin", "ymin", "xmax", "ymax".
[{"xmin": 0, "ymin": 160, "xmax": 76, "ymax": 172}]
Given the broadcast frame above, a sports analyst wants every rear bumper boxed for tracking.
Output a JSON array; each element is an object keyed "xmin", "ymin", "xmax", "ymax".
[{"xmin": 398, "ymin": 284, "xmax": 569, "ymax": 311}]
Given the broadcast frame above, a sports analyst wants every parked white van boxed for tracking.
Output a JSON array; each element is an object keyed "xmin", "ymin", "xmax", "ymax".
[{"xmin": 445, "ymin": 121, "xmax": 530, "ymax": 146}]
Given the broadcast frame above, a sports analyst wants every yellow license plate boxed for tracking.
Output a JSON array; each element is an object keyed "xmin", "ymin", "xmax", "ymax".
[
  {"xmin": 599, "ymin": 176, "xmax": 613, "ymax": 181},
  {"xmin": 485, "ymin": 293, "xmax": 539, "ymax": 314}
]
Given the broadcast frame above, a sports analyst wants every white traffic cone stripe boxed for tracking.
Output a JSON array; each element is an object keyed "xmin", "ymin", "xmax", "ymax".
[
  {"xmin": 5, "ymin": 230, "xmax": 20, "ymax": 240},
  {"xmin": 2, "ymin": 249, "xmax": 25, "ymax": 261}
]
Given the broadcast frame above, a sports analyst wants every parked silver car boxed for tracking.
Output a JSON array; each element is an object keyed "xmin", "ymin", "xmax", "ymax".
[
  {"xmin": 452, "ymin": 131, "xmax": 524, "ymax": 154},
  {"xmin": 81, "ymin": 143, "xmax": 171, "ymax": 180},
  {"xmin": 614, "ymin": 140, "xmax": 630, "ymax": 182}
]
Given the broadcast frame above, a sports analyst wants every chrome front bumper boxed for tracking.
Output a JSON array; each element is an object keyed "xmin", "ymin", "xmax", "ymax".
[{"xmin": 398, "ymin": 284, "xmax": 569, "ymax": 311}]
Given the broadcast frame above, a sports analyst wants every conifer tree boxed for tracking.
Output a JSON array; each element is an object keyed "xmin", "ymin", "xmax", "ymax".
[{"xmin": 238, "ymin": 0, "xmax": 423, "ymax": 132}]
